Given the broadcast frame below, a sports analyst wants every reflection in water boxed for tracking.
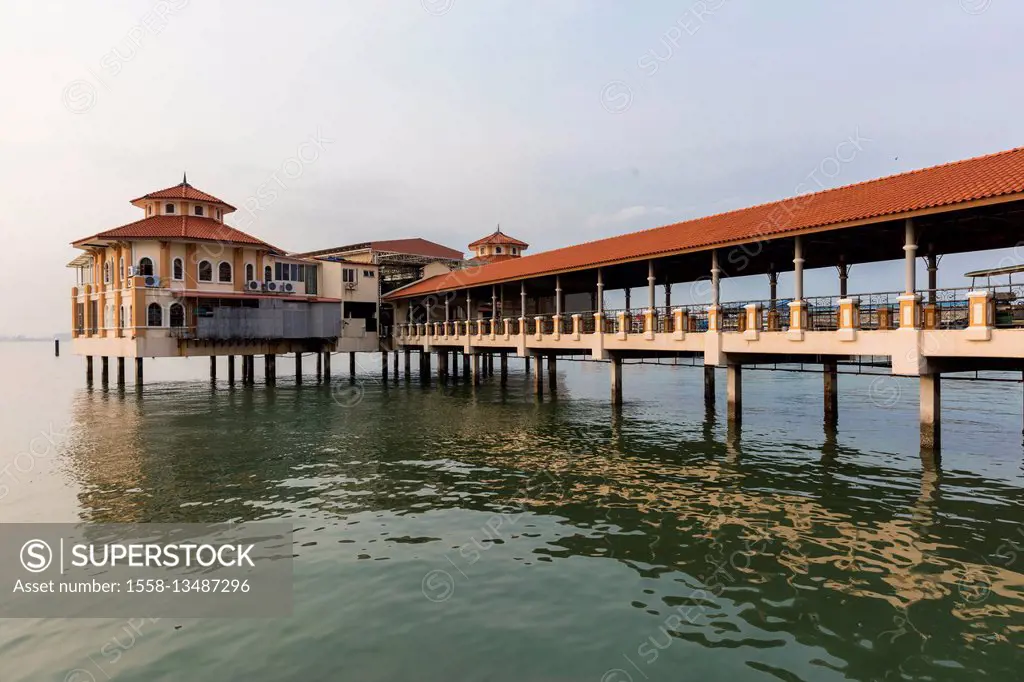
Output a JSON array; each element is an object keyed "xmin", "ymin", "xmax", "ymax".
[{"xmin": 3, "ymin": 349, "xmax": 1024, "ymax": 682}]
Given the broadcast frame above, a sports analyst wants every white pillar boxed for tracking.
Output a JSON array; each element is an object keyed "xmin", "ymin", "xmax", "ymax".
[
  {"xmin": 793, "ymin": 236, "xmax": 804, "ymax": 301},
  {"xmin": 647, "ymin": 260, "xmax": 656, "ymax": 313},
  {"xmin": 904, "ymin": 218, "xmax": 917, "ymax": 295},
  {"xmin": 597, "ymin": 268, "xmax": 605, "ymax": 314},
  {"xmin": 520, "ymin": 281, "xmax": 527, "ymax": 318},
  {"xmin": 555, "ymin": 276, "xmax": 563, "ymax": 317},
  {"xmin": 491, "ymin": 285, "xmax": 498, "ymax": 321},
  {"xmin": 711, "ymin": 250, "xmax": 721, "ymax": 306}
]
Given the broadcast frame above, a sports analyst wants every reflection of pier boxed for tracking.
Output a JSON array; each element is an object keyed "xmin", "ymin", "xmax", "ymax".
[{"xmin": 388, "ymin": 148, "xmax": 1024, "ymax": 450}]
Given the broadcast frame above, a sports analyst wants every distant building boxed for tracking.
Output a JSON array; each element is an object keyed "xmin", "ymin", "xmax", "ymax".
[
  {"xmin": 67, "ymin": 178, "xmax": 380, "ymax": 365},
  {"xmin": 467, "ymin": 228, "xmax": 528, "ymax": 264}
]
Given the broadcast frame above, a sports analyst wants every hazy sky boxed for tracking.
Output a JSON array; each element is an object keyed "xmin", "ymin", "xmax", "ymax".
[{"xmin": 2, "ymin": 0, "xmax": 1022, "ymax": 335}]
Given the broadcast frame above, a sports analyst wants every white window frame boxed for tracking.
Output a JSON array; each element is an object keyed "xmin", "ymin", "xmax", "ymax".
[{"xmin": 198, "ymin": 260, "xmax": 213, "ymax": 282}]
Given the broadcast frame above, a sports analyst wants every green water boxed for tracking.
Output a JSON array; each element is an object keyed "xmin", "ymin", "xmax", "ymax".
[{"xmin": 1, "ymin": 343, "xmax": 1023, "ymax": 681}]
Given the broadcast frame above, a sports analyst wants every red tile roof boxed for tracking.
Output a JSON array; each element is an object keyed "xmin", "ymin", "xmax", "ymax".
[
  {"xmin": 131, "ymin": 182, "xmax": 237, "ymax": 211},
  {"xmin": 387, "ymin": 146, "xmax": 1024, "ymax": 300},
  {"xmin": 73, "ymin": 215, "xmax": 281, "ymax": 252},
  {"xmin": 468, "ymin": 229, "xmax": 529, "ymax": 249}
]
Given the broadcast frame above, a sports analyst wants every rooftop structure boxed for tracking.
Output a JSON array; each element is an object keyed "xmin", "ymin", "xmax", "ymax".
[{"xmin": 467, "ymin": 227, "xmax": 529, "ymax": 264}]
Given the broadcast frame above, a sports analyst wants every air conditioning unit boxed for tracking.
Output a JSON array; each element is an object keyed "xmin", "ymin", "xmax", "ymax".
[
  {"xmin": 246, "ymin": 280, "xmax": 262, "ymax": 292},
  {"xmin": 344, "ymin": 282, "xmax": 357, "ymax": 291},
  {"xmin": 144, "ymin": 275, "xmax": 160, "ymax": 288},
  {"xmin": 265, "ymin": 281, "xmax": 281, "ymax": 293},
  {"xmin": 127, "ymin": 266, "xmax": 137, "ymax": 277},
  {"xmin": 282, "ymin": 282, "xmax": 296, "ymax": 293}
]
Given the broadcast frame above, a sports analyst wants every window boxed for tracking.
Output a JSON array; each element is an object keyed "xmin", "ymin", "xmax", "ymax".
[
  {"xmin": 264, "ymin": 265, "xmax": 272, "ymax": 282},
  {"xmin": 495, "ymin": 246, "xmax": 503, "ymax": 254},
  {"xmin": 173, "ymin": 258, "xmax": 184, "ymax": 280},
  {"xmin": 216, "ymin": 208, "xmax": 221, "ymax": 220},
  {"xmin": 245, "ymin": 264, "xmax": 255, "ymax": 282},
  {"xmin": 119, "ymin": 306, "xmax": 125, "ymax": 329},
  {"xmin": 194, "ymin": 205, "xmax": 204, "ymax": 217},
  {"xmin": 343, "ymin": 268, "xmax": 355, "ymax": 283},
  {"xmin": 218, "ymin": 262, "xmax": 232, "ymax": 283},
  {"xmin": 165, "ymin": 203, "xmax": 175, "ymax": 214},
  {"xmin": 147, "ymin": 303, "xmax": 163, "ymax": 327},
  {"xmin": 363, "ymin": 270, "xmax": 375, "ymax": 278},
  {"xmin": 138, "ymin": 257, "xmax": 154, "ymax": 277},
  {"xmin": 104, "ymin": 262, "xmax": 111, "ymax": 284},
  {"xmin": 198, "ymin": 260, "xmax": 213, "ymax": 282},
  {"xmin": 169, "ymin": 303, "xmax": 185, "ymax": 328},
  {"xmin": 148, "ymin": 205, "xmax": 153, "ymax": 215},
  {"xmin": 291, "ymin": 264, "xmax": 300, "ymax": 282},
  {"xmin": 512, "ymin": 247, "xmax": 518, "ymax": 255},
  {"xmin": 120, "ymin": 257, "xmax": 125, "ymax": 280}
]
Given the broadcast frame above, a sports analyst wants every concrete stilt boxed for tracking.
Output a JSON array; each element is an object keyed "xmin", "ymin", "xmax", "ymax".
[
  {"xmin": 349, "ymin": 352, "xmax": 356, "ymax": 381},
  {"xmin": 228, "ymin": 355, "xmax": 236, "ymax": 384},
  {"xmin": 525, "ymin": 355, "xmax": 531, "ymax": 374},
  {"xmin": 295, "ymin": 352, "xmax": 303, "ymax": 384},
  {"xmin": 404, "ymin": 350, "xmax": 411, "ymax": 380},
  {"xmin": 210, "ymin": 356, "xmax": 217, "ymax": 381},
  {"xmin": 610, "ymin": 355, "xmax": 623, "ymax": 406},
  {"xmin": 117, "ymin": 357, "xmax": 126, "ymax": 387},
  {"xmin": 101, "ymin": 357, "xmax": 109, "ymax": 386},
  {"xmin": 533, "ymin": 354, "xmax": 544, "ymax": 397},
  {"xmin": 449, "ymin": 351, "xmax": 457, "ymax": 381},
  {"xmin": 727, "ymin": 364, "xmax": 742, "ymax": 423},
  {"xmin": 920, "ymin": 373, "xmax": 941, "ymax": 450},
  {"xmin": 265, "ymin": 354, "xmax": 276, "ymax": 385},
  {"xmin": 823, "ymin": 360, "xmax": 838, "ymax": 424},
  {"xmin": 135, "ymin": 357, "xmax": 144, "ymax": 386},
  {"xmin": 471, "ymin": 353, "xmax": 481, "ymax": 385},
  {"xmin": 500, "ymin": 352, "xmax": 508, "ymax": 386},
  {"xmin": 704, "ymin": 365, "xmax": 716, "ymax": 411},
  {"xmin": 422, "ymin": 351, "xmax": 432, "ymax": 384},
  {"xmin": 438, "ymin": 351, "xmax": 448, "ymax": 383},
  {"xmin": 462, "ymin": 352, "xmax": 470, "ymax": 382},
  {"xmin": 324, "ymin": 352, "xmax": 332, "ymax": 384},
  {"xmin": 393, "ymin": 350, "xmax": 399, "ymax": 381},
  {"xmin": 488, "ymin": 353, "xmax": 494, "ymax": 377},
  {"xmin": 381, "ymin": 351, "xmax": 389, "ymax": 383},
  {"xmin": 548, "ymin": 355, "xmax": 557, "ymax": 394},
  {"xmin": 86, "ymin": 356, "xmax": 94, "ymax": 384},
  {"xmin": 316, "ymin": 352, "xmax": 322, "ymax": 383}
]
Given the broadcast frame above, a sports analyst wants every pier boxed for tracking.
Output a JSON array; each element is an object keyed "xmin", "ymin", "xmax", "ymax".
[{"xmin": 387, "ymin": 148, "xmax": 1024, "ymax": 450}]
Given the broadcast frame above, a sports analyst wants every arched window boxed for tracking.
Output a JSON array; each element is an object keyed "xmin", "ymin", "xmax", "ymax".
[
  {"xmin": 119, "ymin": 306, "xmax": 125, "ymax": 329},
  {"xmin": 495, "ymin": 246, "xmax": 503, "ymax": 254},
  {"xmin": 169, "ymin": 303, "xmax": 185, "ymax": 328},
  {"xmin": 119, "ymin": 257, "xmax": 125, "ymax": 280},
  {"xmin": 173, "ymin": 258, "xmax": 184, "ymax": 280},
  {"xmin": 165, "ymin": 203, "xmax": 175, "ymax": 214},
  {"xmin": 218, "ymin": 262, "xmax": 232, "ymax": 283},
  {"xmin": 512, "ymin": 247, "xmax": 518, "ymax": 255},
  {"xmin": 198, "ymin": 261, "xmax": 213, "ymax": 282},
  {"xmin": 147, "ymin": 204, "xmax": 153, "ymax": 215},
  {"xmin": 103, "ymin": 261, "xmax": 111, "ymax": 283},
  {"xmin": 245, "ymin": 264, "xmax": 255, "ymax": 282},
  {"xmin": 264, "ymin": 265, "xmax": 272, "ymax": 282},
  {"xmin": 147, "ymin": 303, "xmax": 163, "ymax": 327},
  {"xmin": 138, "ymin": 257, "xmax": 154, "ymax": 277}
]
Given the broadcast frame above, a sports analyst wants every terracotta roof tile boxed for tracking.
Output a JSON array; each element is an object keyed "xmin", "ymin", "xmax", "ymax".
[
  {"xmin": 468, "ymin": 230, "xmax": 529, "ymax": 249},
  {"xmin": 370, "ymin": 238, "xmax": 464, "ymax": 260},
  {"xmin": 74, "ymin": 215, "xmax": 280, "ymax": 252},
  {"xmin": 131, "ymin": 183, "xmax": 237, "ymax": 211},
  {"xmin": 387, "ymin": 146, "xmax": 1024, "ymax": 300}
]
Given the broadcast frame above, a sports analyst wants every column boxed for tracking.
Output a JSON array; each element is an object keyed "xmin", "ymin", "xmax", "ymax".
[
  {"xmin": 404, "ymin": 349, "xmax": 412, "ymax": 379},
  {"xmin": 726, "ymin": 364, "xmax": 741, "ymax": 423},
  {"xmin": 532, "ymin": 354, "xmax": 544, "ymax": 397},
  {"xmin": 135, "ymin": 357, "xmax": 144, "ymax": 386},
  {"xmin": 101, "ymin": 357, "xmax": 109, "ymax": 386},
  {"xmin": 708, "ymin": 250, "xmax": 721, "ymax": 332},
  {"xmin": 920, "ymin": 373, "xmax": 941, "ymax": 450},
  {"xmin": 824, "ymin": 359, "xmax": 838, "ymax": 424},
  {"xmin": 393, "ymin": 350, "xmax": 399, "ymax": 381},
  {"xmin": 422, "ymin": 351, "xmax": 432, "ymax": 383},
  {"xmin": 295, "ymin": 352, "xmax": 303, "ymax": 384},
  {"xmin": 228, "ymin": 355, "xmax": 236, "ymax": 384},
  {"xmin": 524, "ymin": 355, "xmax": 531, "ymax": 374},
  {"xmin": 492, "ymin": 285, "xmax": 499, "ymax": 331},
  {"xmin": 500, "ymin": 352, "xmax": 508, "ymax": 385},
  {"xmin": 704, "ymin": 365, "xmax": 715, "ymax": 410},
  {"xmin": 664, "ymin": 281, "xmax": 672, "ymax": 310},
  {"xmin": 265, "ymin": 354, "xmax": 276, "ymax": 385},
  {"xmin": 324, "ymin": 351, "xmax": 332, "ymax": 384},
  {"xmin": 610, "ymin": 354, "xmax": 622, "ymax": 406},
  {"xmin": 924, "ymin": 250, "xmax": 939, "ymax": 329},
  {"xmin": 117, "ymin": 357, "xmax": 126, "ymax": 387},
  {"xmin": 646, "ymin": 260, "xmax": 656, "ymax": 335},
  {"xmin": 789, "ymin": 237, "xmax": 807, "ymax": 337},
  {"xmin": 488, "ymin": 353, "xmax": 494, "ymax": 376},
  {"xmin": 450, "ymin": 350, "xmax": 458, "ymax": 380},
  {"xmin": 767, "ymin": 269, "xmax": 780, "ymax": 331},
  {"xmin": 472, "ymin": 353, "xmax": 481, "ymax": 385},
  {"xmin": 86, "ymin": 356, "xmax": 94, "ymax": 384},
  {"xmin": 316, "ymin": 352, "xmax": 322, "ymax": 383},
  {"xmin": 838, "ymin": 256, "xmax": 849, "ymax": 298},
  {"xmin": 554, "ymin": 276, "xmax": 563, "ymax": 335},
  {"xmin": 210, "ymin": 356, "xmax": 217, "ymax": 381},
  {"xmin": 548, "ymin": 354, "xmax": 557, "ymax": 394},
  {"xmin": 899, "ymin": 218, "xmax": 921, "ymax": 329},
  {"xmin": 438, "ymin": 350, "xmax": 448, "ymax": 383},
  {"xmin": 597, "ymin": 268, "xmax": 605, "ymax": 314},
  {"xmin": 349, "ymin": 352, "xmax": 356, "ymax": 380},
  {"xmin": 462, "ymin": 351, "xmax": 470, "ymax": 381},
  {"xmin": 381, "ymin": 351, "xmax": 389, "ymax": 383}
]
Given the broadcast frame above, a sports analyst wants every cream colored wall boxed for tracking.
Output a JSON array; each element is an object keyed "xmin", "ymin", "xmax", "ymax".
[{"xmin": 421, "ymin": 262, "xmax": 454, "ymax": 279}]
